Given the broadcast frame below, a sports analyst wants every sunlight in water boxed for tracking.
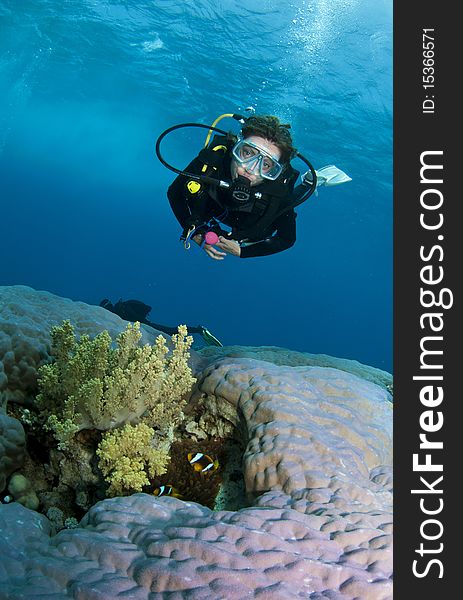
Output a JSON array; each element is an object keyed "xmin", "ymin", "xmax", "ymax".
[{"xmin": 290, "ymin": 0, "xmax": 360, "ymax": 61}]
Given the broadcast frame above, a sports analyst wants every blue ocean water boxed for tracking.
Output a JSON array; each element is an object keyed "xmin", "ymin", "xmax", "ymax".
[{"xmin": 0, "ymin": 0, "xmax": 392, "ymax": 372}]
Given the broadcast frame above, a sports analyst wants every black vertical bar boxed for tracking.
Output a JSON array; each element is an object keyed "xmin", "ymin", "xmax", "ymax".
[{"xmin": 395, "ymin": 1, "xmax": 458, "ymax": 596}]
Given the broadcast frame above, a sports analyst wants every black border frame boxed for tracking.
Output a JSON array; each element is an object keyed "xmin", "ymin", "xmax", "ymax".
[{"xmin": 394, "ymin": 3, "xmax": 458, "ymax": 594}]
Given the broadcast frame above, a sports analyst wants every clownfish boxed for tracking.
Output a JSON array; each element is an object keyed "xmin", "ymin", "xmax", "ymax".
[
  {"xmin": 152, "ymin": 485, "xmax": 183, "ymax": 499},
  {"xmin": 187, "ymin": 452, "xmax": 219, "ymax": 473}
]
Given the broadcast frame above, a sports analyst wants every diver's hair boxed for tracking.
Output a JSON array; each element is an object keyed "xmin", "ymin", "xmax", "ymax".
[{"xmin": 241, "ymin": 115, "xmax": 296, "ymax": 163}]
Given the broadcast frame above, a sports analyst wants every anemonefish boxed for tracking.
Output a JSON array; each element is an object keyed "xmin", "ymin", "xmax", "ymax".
[
  {"xmin": 187, "ymin": 452, "xmax": 219, "ymax": 473},
  {"xmin": 152, "ymin": 485, "xmax": 183, "ymax": 499}
]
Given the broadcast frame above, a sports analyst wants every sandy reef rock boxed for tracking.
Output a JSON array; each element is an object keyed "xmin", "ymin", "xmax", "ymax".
[{"xmin": 0, "ymin": 285, "xmax": 392, "ymax": 599}]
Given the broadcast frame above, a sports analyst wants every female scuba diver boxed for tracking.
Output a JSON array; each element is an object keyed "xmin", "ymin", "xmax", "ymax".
[{"xmin": 157, "ymin": 113, "xmax": 351, "ymax": 260}]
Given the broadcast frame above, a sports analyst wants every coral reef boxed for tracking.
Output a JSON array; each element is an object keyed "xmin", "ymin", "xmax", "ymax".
[
  {"xmin": 147, "ymin": 438, "xmax": 231, "ymax": 509},
  {"xmin": 97, "ymin": 423, "xmax": 170, "ymax": 496},
  {"xmin": 36, "ymin": 319, "xmax": 195, "ymax": 447},
  {"xmin": 0, "ymin": 286, "xmax": 393, "ymax": 598},
  {"xmin": 199, "ymin": 344, "xmax": 393, "ymax": 394},
  {"xmin": 6, "ymin": 472, "xmax": 39, "ymax": 510},
  {"xmin": 18, "ymin": 314, "xmax": 196, "ymax": 510},
  {"xmin": 0, "ymin": 285, "xmax": 205, "ymax": 408},
  {"xmin": 0, "ymin": 407, "xmax": 26, "ymax": 492},
  {"xmin": 0, "ymin": 286, "xmax": 198, "ymax": 522}
]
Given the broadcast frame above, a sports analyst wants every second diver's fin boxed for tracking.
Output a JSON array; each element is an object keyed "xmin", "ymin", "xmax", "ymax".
[
  {"xmin": 199, "ymin": 326, "xmax": 223, "ymax": 347},
  {"xmin": 316, "ymin": 165, "xmax": 352, "ymax": 187}
]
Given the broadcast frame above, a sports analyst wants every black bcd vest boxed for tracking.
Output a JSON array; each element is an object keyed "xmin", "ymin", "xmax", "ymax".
[{"xmin": 187, "ymin": 135, "xmax": 300, "ymax": 241}]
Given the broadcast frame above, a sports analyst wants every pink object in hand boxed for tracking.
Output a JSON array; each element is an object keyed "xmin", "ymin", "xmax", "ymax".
[{"xmin": 204, "ymin": 231, "xmax": 219, "ymax": 245}]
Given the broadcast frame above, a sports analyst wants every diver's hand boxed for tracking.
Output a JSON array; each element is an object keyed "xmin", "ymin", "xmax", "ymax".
[
  {"xmin": 216, "ymin": 236, "xmax": 241, "ymax": 257},
  {"xmin": 204, "ymin": 245, "xmax": 227, "ymax": 260},
  {"xmin": 193, "ymin": 234, "xmax": 226, "ymax": 261}
]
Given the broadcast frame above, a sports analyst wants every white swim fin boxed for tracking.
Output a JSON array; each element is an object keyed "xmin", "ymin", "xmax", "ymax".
[{"xmin": 315, "ymin": 165, "xmax": 352, "ymax": 187}]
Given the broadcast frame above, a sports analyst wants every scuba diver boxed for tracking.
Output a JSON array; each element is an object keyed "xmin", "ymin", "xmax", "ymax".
[
  {"xmin": 156, "ymin": 113, "xmax": 351, "ymax": 260},
  {"xmin": 99, "ymin": 298, "xmax": 223, "ymax": 347}
]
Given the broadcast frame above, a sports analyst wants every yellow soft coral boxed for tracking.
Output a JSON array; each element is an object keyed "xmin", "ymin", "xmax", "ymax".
[
  {"xmin": 36, "ymin": 320, "xmax": 196, "ymax": 448},
  {"xmin": 96, "ymin": 423, "xmax": 169, "ymax": 496}
]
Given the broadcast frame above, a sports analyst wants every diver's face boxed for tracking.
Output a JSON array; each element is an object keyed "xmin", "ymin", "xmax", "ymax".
[{"xmin": 231, "ymin": 136, "xmax": 282, "ymax": 186}]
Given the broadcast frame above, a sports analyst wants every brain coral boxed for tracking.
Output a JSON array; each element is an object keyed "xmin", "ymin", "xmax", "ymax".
[
  {"xmin": 0, "ymin": 285, "xmax": 393, "ymax": 598},
  {"xmin": 198, "ymin": 344, "xmax": 393, "ymax": 392},
  {"xmin": 0, "ymin": 408, "xmax": 26, "ymax": 492}
]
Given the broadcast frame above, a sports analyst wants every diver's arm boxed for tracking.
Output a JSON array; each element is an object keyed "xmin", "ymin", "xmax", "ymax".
[
  {"xmin": 239, "ymin": 211, "xmax": 296, "ymax": 258},
  {"xmin": 144, "ymin": 321, "xmax": 181, "ymax": 336},
  {"xmin": 146, "ymin": 320, "xmax": 203, "ymax": 336},
  {"xmin": 167, "ymin": 157, "xmax": 204, "ymax": 228},
  {"xmin": 290, "ymin": 180, "xmax": 313, "ymax": 204}
]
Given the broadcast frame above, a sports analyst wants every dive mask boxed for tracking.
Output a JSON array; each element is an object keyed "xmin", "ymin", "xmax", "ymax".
[{"xmin": 231, "ymin": 138, "xmax": 283, "ymax": 181}]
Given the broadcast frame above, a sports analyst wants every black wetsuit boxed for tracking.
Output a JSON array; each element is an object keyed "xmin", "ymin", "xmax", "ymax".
[
  {"xmin": 100, "ymin": 299, "xmax": 203, "ymax": 336},
  {"xmin": 168, "ymin": 150, "xmax": 308, "ymax": 259}
]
